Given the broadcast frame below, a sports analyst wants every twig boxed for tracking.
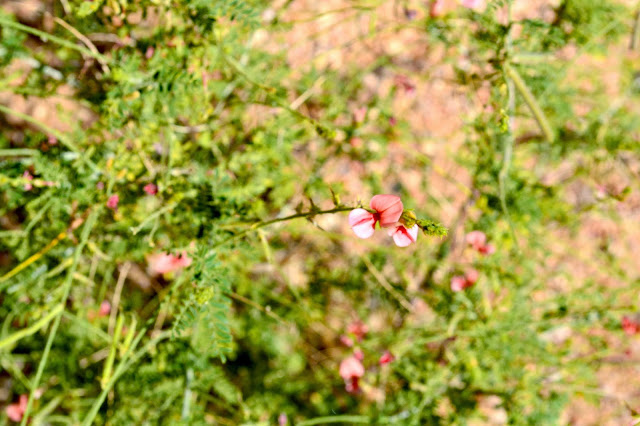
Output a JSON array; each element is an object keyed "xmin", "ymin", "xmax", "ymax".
[
  {"xmin": 108, "ymin": 263, "xmax": 131, "ymax": 335},
  {"xmin": 210, "ymin": 206, "xmax": 354, "ymax": 251},
  {"xmin": 362, "ymin": 256, "xmax": 413, "ymax": 312},
  {"xmin": 53, "ymin": 16, "xmax": 110, "ymax": 74},
  {"xmin": 504, "ymin": 64, "xmax": 554, "ymax": 142},
  {"xmin": 227, "ymin": 292, "xmax": 288, "ymax": 324},
  {"xmin": 0, "ymin": 16, "xmax": 109, "ymax": 64}
]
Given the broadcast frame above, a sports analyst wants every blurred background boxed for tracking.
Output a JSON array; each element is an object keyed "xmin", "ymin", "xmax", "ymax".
[{"xmin": 1, "ymin": 0, "xmax": 640, "ymax": 424}]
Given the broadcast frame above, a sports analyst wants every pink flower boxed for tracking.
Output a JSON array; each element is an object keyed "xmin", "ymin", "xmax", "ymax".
[
  {"xmin": 430, "ymin": 0, "xmax": 445, "ymax": 17},
  {"xmin": 143, "ymin": 183, "xmax": 158, "ymax": 195},
  {"xmin": 466, "ymin": 230, "xmax": 495, "ymax": 255},
  {"xmin": 353, "ymin": 107, "xmax": 367, "ymax": 124},
  {"xmin": 464, "ymin": 268, "xmax": 479, "ymax": 285},
  {"xmin": 450, "ymin": 275, "xmax": 467, "ymax": 292},
  {"xmin": 106, "ymin": 194, "xmax": 119, "ymax": 210},
  {"xmin": 466, "ymin": 230, "xmax": 487, "ymax": 249},
  {"xmin": 451, "ymin": 270, "xmax": 479, "ymax": 292},
  {"xmin": 353, "ymin": 348, "xmax": 364, "ymax": 361},
  {"xmin": 6, "ymin": 394, "xmax": 28, "ymax": 422},
  {"xmin": 145, "ymin": 46, "xmax": 155, "ymax": 59},
  {"xmin": 348, "ymin": 194, "xmax": 404, "ymax": 239},
  {"xmin": 370, "ymin": 195, "xmax": 404, "ymax": 227},
  {"xmin": 387, "ymin": 224, "xmax": 419, "ymax": 247},
  {"xmin": 148, "ymin": 251, "xmax": 192, "ymax": 275},
  {"xmin": 99, "ymin": 301, "xmax": 111, "ymax": 317},
  {"xmin": 23, "ymin": 171, "xmax": 33, "ymax": 191},
  {"xmin": 347, "ymin": 320, "xmax": 368, "ymax": 342},
  {"xmin": 278, "ymin": 413, "xmax": 288, "ymax": 426},
  {"xmin": 394, "ymin": 74, "xmax": 416, "ymax": 95},
  {"xmin": 379, "ymin": 351, "xmax": 394, "ymax": 365},
  {"xmin": 339, "ymin": 355, "xmax": 365, "ymax": 393},
  {"xmin": 462, "ymin": 0, "xmax": 484, "ymax": 10},
  {"xmin": 348, "ymin": 209, "xmax": 377, "ymax": 239},
  {"xmin": 622, "ymin": 316, "xmax": 640, "ymax": 335},
  {"xmin": 96, "ymin": 181, "xmax": 105, "ymax": 190},
  {"xmin": 478, "ymin": 243, "xmax": 495, "ymax": 255},
  {"xmin": 340, "ymin": 335, "xmax": 354, "ymax": 347}
]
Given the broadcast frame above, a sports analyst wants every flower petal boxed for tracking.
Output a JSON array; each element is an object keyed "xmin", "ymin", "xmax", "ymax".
[
  {"xmin": 339, "ymin": 355, "xmax": 365, "ymax": 380},
  {"xmin": 450, "ymin": 276, "xmax": 467, "ymax": 292},
  {"xmin": 370, "ymin": 194, "xmax": 403, "ymax": 227},
  {"xmin": 348, "ymin": 208, "xmax": 376, "ymax": 239},
  {"xmin": 390, "ymin": 224, "xmax": 419, "ymax": 247},
  {"xmin": 465, "ymin": 230, "xmax": 486, "ymax": 249},
  {"xmin": 479, "ymin": 243, "xmax": 495, "ymax": 255},
  {"xmin": 464, "ymin": 268, "xmax": 479, "ymax": 284}
]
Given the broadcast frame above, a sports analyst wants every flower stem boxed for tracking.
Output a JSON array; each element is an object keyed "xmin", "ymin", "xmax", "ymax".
[{"xmin": 213, "ymin": 206, "xmax": 355, "ymax": 249}]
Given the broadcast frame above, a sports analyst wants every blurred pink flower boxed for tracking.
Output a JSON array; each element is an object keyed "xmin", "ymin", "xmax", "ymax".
[
  {"xmin": 622, "ymin": 316, "xmax": 640, "ymax": 335},
  {"xmin": 347, "ymin": 320, "xmax": 368, "ymax": 342},
  {"xmin": 349, "ymin": 137, "xmax": 363, "ymax": 148},
  {"xmin": 145, "ymin": 46, "xmax": 155, "ymax": 59},
  {"xmin": 99, "ymin": 301, "xmax": 111, "ymax": 317},
  {"xmin": 388, "ymin": 116, "xmax": 397, "ymax": 126},
  {"xmin": 450, "ymin": 268, "xmax": 480, "ymax": 292},
  {"xmin": 107, "ymin": 194, "xmax": 119, "ymax": 210},
  {"xmin": 339, "ymin": 355, "xmax": 365, "ymax": 393},
  {"xmin": 462, "ymin": 0, "xmax": 484, "ymax": 10},
  {"xmin": 353, "ymin": 107, "xmax": 367, "ymax": 123},
  {"xmin": 388, "ymin": 224, "xmax": 419, "ymax": 247},
  {"xmin": 466, "ymin": 230, "xmax": 495, "ymax": 255},
  {"xmin": 6, "ymin": 394, "xmax": 27, "ymax": 422},
  {"xmin": 466, "ymin": 230, "xmax": 487, "ymax": 249},
  {"xmin": 478, "ymin": 243, "xmax": 495, "ymax": 255},
  {"xmin": 430, "ymin": 0, "xmax": 445, "ymax": 17},
  {"xmin": 353, "ymin": 348, "xmax": 364, "ymax": 361},
  {"xmin": 23, "ymin": 171, "xmax": 33, "ymax": 191},
  {"xmin": 379, "ymin": 351, "xmax": 394, "ymax": 365},
  {"xmin": 450, "ymin": 275, "xmax": 467, "ymax": 292},
  {"xmin": 348, "ymin": 194, "xmax": 404, "ymax": 239},
  {"xmin": 96, "ymin": 181, "xmax": 105, "ymax": 190},
  {"xmin": 340, "ymin": 335, "xmax": 354, "ymax": 347},
  {"xmin": 278, "ymin": 413, "xmax": 288, "ymax": 426},
  {"xmin": 394, "ymin": 74, "xmax": 416, "ymax": 95},
  {"xmin": 148, "ymin": 251, "xmax": 192, "ymax": 275},
  {"xmin": 48, "ymin": 135, "xmax": 58, "ymax": 145},
  {"xmin": 464, "ymin": 268, "xmax": 479, "ymax": 285},
  {"xmin": 143, "ymin": 183, "xmax": 158, "ymax": 195}
]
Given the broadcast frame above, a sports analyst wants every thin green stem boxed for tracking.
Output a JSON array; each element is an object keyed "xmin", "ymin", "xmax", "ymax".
[
  {"xmin": 0, "ymin": 149, "xmax": 39, "ymax": 157},
  {"xmin": 500, "ymin": 1, "xmax": 520, "ymax": 251},
  {"xmin": 130, "ymin": 203, "xmax": 177, "ymax": 235},
  {"xmin": 82, "ymin": 330, "xmax": 171, "ymax": 426},
  {"xmin": 20, "ymin": 209, "xmax": 99, "ymax": 426},
  {"xmin": 0, "ymin": 305, "xmax": 63, "ymax": 350},
  {"xmin": 212, "ymin": 206, "xmax": 355, "ymax": 249},
  {"xmin": 298, "ymin": 415, "xmax": 370, "ymax": 425},
  {"xmin": 505, "ymin": 64, "xmax": 554, "ymax": 142},
  {"xmin": 0, "ymin": 16, "xmax": 110, "ymax": 64}
]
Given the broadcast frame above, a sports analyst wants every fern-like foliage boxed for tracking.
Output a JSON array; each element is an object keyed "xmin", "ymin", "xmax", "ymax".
[{"xmin": 171, "ymin": 248, "xmax": 233, "ymax": 361}]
